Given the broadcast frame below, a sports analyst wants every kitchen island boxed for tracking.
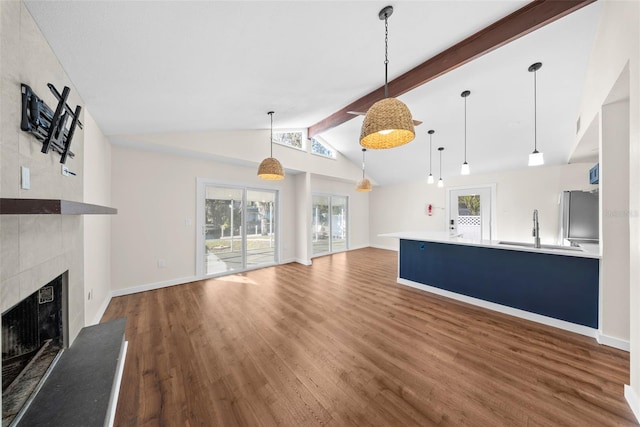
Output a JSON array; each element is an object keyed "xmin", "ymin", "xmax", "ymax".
[{"xmin": 381, "ymin": 232, "xmax": 600, "ymax": 335}]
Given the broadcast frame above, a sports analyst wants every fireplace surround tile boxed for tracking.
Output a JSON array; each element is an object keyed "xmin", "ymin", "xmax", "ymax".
[
  {"xmin": 18, "ymin": 215, "xmax": 63, "ymax": 272},
  {"xmin": 0, "ymin": 275, "xmax": 20, "ymax": 314},
  {"xmin": 0, "ymin": 216, "xmax": 20, "ymax": 281}
]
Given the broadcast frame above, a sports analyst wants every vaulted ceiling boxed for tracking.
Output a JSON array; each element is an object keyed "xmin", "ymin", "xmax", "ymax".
[{"xmin": 25, "ymin": 0, "xmax": 602, "ymax": 184}]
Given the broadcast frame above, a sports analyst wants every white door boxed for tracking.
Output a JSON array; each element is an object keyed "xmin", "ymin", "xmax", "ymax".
[{"xmin": 448, "ymin": 186, "xmax": 494, "ymax": 241}]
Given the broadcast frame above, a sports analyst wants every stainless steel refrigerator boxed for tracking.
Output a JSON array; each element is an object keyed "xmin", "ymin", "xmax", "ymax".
[{"xmin": 559, "ymin": 190, "xmax": 599, "ymax": 245}]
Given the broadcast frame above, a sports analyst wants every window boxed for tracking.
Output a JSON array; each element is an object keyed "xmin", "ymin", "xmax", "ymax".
[
  {"xmin": 311, "ymin": 137, "xmax": 336, "ymax": 159},
  {"xmin": 273, "ymin": 130, "xmax": 305, "ymax": 151}
]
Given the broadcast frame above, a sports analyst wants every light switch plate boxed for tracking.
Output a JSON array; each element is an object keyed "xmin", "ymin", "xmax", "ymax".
[{"xmin": 21, "ymin": 166, "xmax": 30, "ymax": 189}]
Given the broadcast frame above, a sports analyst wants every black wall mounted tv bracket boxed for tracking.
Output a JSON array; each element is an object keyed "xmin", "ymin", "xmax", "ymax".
[{"xmin": 20, "ymin": 83, "xmax": 83, "ymax": 164}]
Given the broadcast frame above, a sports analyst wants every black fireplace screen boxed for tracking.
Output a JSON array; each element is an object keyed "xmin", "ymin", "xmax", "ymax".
[{"xmin": 1, "ymin": 275, "xmax": 63, "ymax": 391}]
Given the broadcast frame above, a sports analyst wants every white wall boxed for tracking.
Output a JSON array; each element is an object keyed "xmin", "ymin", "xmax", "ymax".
[
  {"xmin": 111, "ymin": 145, "xmax": 305, "ymax": 292},
  {"xmin": 83, "ymin": 111, "xmax": 112, "ymax": 325},
  {"xmin": 370, "ymin": 163, "xmax": 595, "ymax": 250},
  {"xmin": 1, "ymin": 1, "xmax": 86, "ymax": 344},
  {"xmin": 111, "ymin": 129, "xmax": 365, "ymax": 183},
  {"xmin": 294, "ymin": 173, "xmax": 311, "ymax": 264},
  {"xmin": 109, "ymin": 146, "xmax": 373, "ymax": 292},
  {"xmin": 576, "ymin": 0, "xmax": 639, "ymax": 417},
  {"xmin": 600, "ymin": 99, "xmax": 630, "ymax": 343}
]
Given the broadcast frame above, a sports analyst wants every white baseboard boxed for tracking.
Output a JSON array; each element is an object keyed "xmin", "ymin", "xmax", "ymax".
[
  {"xmin": 596, "ymin": 332, "xmax": 630, "ymax": 351},
  {"xmin": 397, "ymin": 277, "xmax": 598, "ymax": 338},
  {"xmin": 294, "ymin": 258, "xmax": 312, "ymax": 266},
  {"xmin": 111, "ymin": 276, "xmax": 199, "ymax": 297},
  {"xmin": 91, "ymin": 294, "xmax": 113, "ymax": 325},
  {"xmin": 106, "ymin": 340, "xmax": 128, "ymax": 427},
  {"xmin": 370, "ymin": 244, "xmax": 398, "ymax": 251},
  {"xmin": 625, "ymin": 385, "xmax": 640, "ymax": 424},
  {"xmin": 349, "ymin": 244, "xmax": 370, "ymax": 251}
]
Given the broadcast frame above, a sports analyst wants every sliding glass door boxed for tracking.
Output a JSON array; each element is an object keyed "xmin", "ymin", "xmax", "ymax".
[
  {"xmin": 199, "ymin": 184, "xmax": 277, "ymax": 277},
  {"xmin": 312, "ymin": 194, "xmax": 348, "ymax": 256},
  {"xmin": 246, "ymin": 190, "xmax": 276, "ymax": 268}
]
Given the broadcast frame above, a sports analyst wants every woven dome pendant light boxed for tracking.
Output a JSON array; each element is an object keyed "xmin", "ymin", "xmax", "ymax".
[
  {"xmin": 427, "ymin": 130, "xmax": 435, "ymax": 184},
  {"xmin": 460, "ymin": 90, "xmax": 471, "ymax": 175},
  {"xmin": 360, "ymin": 6, "xmax": 415, "ymax": 150},
  {"xmin": 528, "ymin": 62, "xmax": 544, "ymax": 166},
  {"xmin": 258, "ymin": 111, "xmax": 285, "ymax": 180},
  {"xmin": 356, "ymin": 148, "xmax": 372, "ymax": 192}
]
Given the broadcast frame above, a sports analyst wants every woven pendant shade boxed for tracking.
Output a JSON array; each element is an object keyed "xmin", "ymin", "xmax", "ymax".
[
  {"xmin": 257, "ymin": 157, "xmax": 285, "ymax": 180},
  {"xmin": 360, "ymin": 98, "xmax": 415, "ymax": 149},
  {"xmin": 355, "ymin": 178, "xmax": 372, "ymax": 192}
]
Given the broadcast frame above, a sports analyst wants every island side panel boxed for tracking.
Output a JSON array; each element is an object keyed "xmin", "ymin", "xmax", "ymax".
[{"xmin": 399, "ymin": 240, "xmax": 599, "ymax": 328}]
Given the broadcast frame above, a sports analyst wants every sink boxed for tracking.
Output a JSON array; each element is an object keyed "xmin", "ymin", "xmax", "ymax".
[{"xmin": 497, "ymin": 241, "xmax": 584, "ymax": 252}]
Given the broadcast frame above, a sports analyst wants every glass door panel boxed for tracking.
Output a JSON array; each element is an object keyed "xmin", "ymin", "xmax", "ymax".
[
  {"xmin": 246, "ymin": 190, "xmax": 277, "ymax": 267},
  {"xmin": 331, "ymin": 196, "xmax": 347, "ymax": 252},
  {"xmin": 448, "ymin": 187, "xmax": 492, "ymax": 241},
  {"xmin": 204, "ymin": 186, "xmax": 244, "ymax": 275},
  {"xmin": 312, "ymin": 195, "xmax": 330, "ymax": 255}
]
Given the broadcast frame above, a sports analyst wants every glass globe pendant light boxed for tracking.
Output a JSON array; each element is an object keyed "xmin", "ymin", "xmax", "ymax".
[
  {"xmin": 437, "ymin": 147, "xmax": 445, "ymax": 188},
  {"xmin": 427, "ymin": 130, "xmax": 435, "ymax": 184},
  {"xmin": 528, "ymin": 62, "xmax": 544, "ymax": 167},
  {"xmin": 460, "ymin": 90, "xmax": 471, "ymax": 175}
]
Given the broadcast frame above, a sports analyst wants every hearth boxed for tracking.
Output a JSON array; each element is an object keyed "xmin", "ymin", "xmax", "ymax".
[{"xmin": 2, "ymin": 273, "xmax": 67, "ymax": 426}]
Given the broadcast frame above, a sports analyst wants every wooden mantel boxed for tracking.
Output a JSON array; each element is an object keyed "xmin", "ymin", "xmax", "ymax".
[{"xmin": 0, "ymin": 198, "xmax": 117, "ymax": 215}]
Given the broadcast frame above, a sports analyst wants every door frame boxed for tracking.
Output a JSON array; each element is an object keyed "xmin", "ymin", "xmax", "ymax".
[
  {"xmin": 196, "ymin": 178, "xmax": 281, "ymax": 278},
  {"xmin": 311, "ymin": 192, "xmax": 350, "ymax": 258},
  {"xmin": 445, "ymin": 184, "xmax": 497, "ymax": 241}
]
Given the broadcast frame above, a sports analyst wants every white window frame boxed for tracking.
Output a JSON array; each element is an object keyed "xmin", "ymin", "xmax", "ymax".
[
  {"xmin": 310, "ymin": 136, "xmax": 337, "ymax": 160},
  {"xmin": 272, "ymin": 129, "xmax": 307, "ymax": 152}
]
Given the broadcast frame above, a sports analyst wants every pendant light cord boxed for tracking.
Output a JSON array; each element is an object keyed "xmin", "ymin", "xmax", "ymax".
[
  {"xmin": 362, "ymin": 149, "xmax": 366, "ymax": 180},
  {"xmin": 429, "ymin": 134, "xmax": 432, "ymax": 174},
  {"xmin": 269, "ymin": 111, "xmax": 274, "ymax": 157},
  {"xmin": 533, "ymin": 68, "xmax": 537, "ymax": 152},
  {"xmin": 439, "ymin": 150, "xmax": 442, "ymax": 180},
  {"xmin": 464, "ymin": 96, "xmax": 467, "ymax": 163},
  {"xmin": 384, "ymin": 13, "xmax": 389, "ymax": 98}
]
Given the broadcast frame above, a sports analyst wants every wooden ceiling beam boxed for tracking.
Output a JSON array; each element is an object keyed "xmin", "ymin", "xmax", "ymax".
[{"xmin": 307, "ymin": 0, "xmax": 597, "ymax": 139}]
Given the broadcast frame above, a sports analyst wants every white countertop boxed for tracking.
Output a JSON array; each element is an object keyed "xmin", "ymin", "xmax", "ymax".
[{"xmin": 379, "ymin": 231, "xmax": 600, "ymax": 259}]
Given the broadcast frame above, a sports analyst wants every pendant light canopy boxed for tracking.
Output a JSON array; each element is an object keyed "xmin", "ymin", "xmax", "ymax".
[
  {"xmin": 460, "ymin": 90, "xmax": 471, "ymax": 175},
  {"xmin": 360, "ymin": 6, "xmax": 415, "ymax": 150},
  {"xmin": 356, "ymin": 148, "xmax": 372, "ymax": 192},
  {"xmin": 437, "ymin": 147, "xmax": 445, "ymax": 188},
  {"xmin": 527, "ymin": 62, "xmax": 544, "ymax": 167},
  {"xmin": 258, "ymin": 111, "xmax": 285, "ymax": 180},
  {"xmin": 427, "ymin": 130, "xmax": 435, "ymax": 184}
]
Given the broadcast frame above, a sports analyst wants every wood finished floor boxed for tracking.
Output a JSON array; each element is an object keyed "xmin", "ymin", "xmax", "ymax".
[{"xmin": 102, "ymin": 247, "xmax": 637, "ymax": 426}]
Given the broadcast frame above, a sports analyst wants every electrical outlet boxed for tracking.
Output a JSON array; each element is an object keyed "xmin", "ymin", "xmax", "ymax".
[{"xmin": 158, "ymin": 259, "xmax": 166, "ymax": 268}]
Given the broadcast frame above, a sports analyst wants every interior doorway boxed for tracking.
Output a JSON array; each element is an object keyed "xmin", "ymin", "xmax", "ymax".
[{"xmin": 447, "ymin": 185, "xmax": 495, "ymax": 241}]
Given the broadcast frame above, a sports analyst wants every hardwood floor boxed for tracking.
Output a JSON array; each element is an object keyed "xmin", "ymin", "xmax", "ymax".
[{"xmin": 102, "ymin": 248, "xmax": 637, "ymax": 426}]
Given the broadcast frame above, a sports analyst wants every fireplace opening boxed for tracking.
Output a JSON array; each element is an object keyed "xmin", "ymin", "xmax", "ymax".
[{"xmin": 2, "ymin": 274, "xmax": 67, "ymax": 426}]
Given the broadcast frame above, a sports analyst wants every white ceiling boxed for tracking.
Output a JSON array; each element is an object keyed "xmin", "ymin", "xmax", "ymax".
[{"xmin": 24, "ymin": 0, "xmax": 602, "ymax": 185}]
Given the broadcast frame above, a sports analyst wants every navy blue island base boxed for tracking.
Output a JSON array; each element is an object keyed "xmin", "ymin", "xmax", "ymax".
[{"xmin": 399, "ymin": 239, "xmax": 599, "ymax": 328}]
